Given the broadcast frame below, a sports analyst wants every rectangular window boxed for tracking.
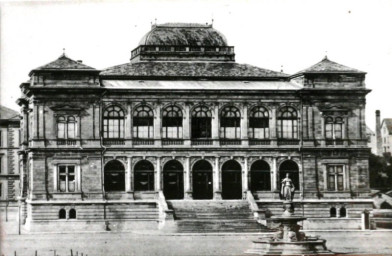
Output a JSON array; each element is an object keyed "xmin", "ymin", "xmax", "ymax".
[
  {"xmin": 327, "ymin": 165, "xmax": 344, "ymax": 191},
  {"xmin": 325, "ymin": 123, "xmax": 333, "ymax": 139},
  {"xmin": 0, "ymin": 130, "xmax": 2, "ymax": 147},
  {"xmin": 0, "ymin": 156, "xmax": 2, "ymax": 174},
  {"xmin": 0, "ymin": 183, "xmax": 2, "ymax": 199},
  {"xmin": 58, "ymin": 165, "xmax": 76, "ymax": 192}
]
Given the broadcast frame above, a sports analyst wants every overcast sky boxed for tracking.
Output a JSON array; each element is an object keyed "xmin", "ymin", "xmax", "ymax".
[{"xmin": 1, "ymin": 0, "xmax": 391, "ymax": 130}]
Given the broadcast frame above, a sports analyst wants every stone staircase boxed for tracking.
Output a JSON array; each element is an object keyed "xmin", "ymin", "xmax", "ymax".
[{"xmin": 166, "ymin": 200, "xmax": 268, "ymax": 233}]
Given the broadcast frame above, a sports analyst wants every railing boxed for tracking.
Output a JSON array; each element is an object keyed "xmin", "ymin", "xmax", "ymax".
[
  {"xmin": 57, "ymin": 139, "xmax": 77, "ymax": 146},
  {"xmin": 162, "ymin": 139, "xmax": 184, "ymax": 145},
  {"xmin": 133, "ymin": 139, "xmax": 154, "ymax": 146},
  {"xmin": 326, "ymin": 139, "xmax": 345, "ymax": 146},
  {"xmin": 220, "ymin": 139, "xmax": 242, "ymax": 146},
  {"xmin": 249, "ymin": 139, "xmax": 271, "ymax": 146},
  {"xmin": 103, "ymin": 139, "xmax": 125, "ymax": 146},
  {"xmin": 277, "ymin": 139, "xmax": 300, "ymax": 146},
  {"xmin": 191, "ymin": 139, "xmax": 213, "ymax": 146}
]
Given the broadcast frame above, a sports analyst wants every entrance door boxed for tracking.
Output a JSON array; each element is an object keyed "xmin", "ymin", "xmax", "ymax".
[
  {"xmin": 192, "ymin": 160, "xmax": 213, "ymax": 199},
  {"xmin": 221, "ymin": 160, "xmax": 242, "ymax": 199},
  {"xmin": 163, "ymin": 160, "xmax": 184, "ymax": 199}
]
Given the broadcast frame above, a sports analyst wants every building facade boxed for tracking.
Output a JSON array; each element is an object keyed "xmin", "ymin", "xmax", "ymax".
[
  {"xmin": 381, "ymin": 119, "xmax": 392, "ymax": 155},
  {"xmin": 17, "ymin": 23, "xmax": 372, "ymax": 232},
  {"xmin": 0, "ymin": 106, "xmax": 20, "ymax": 204}
]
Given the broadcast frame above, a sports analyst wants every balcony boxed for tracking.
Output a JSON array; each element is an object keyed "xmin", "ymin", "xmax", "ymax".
[
  {"xmin": 277, "ymin": 139, "xmax": 299, "ymax": 146},
  {"xmin": 103, "ymin": 139, "xmax": 125, "ymax": 146},
  {"xmin": 249, "ymin": 139, "xmax": 271, "ymax": 146},
  {"xmin": 56, "ymin": 139, "xmax": 77, "ymax": 146},
  {"xmin": 133, "ymin": 139, "xmax": 154, "ymax": 146},
  {"xmin": 162, "ymin": 139, "xmax": 184, "ymax": 146},
  {"xmin": 220, "ymin": 139, "xmax": 242, "ymax": 146},
  {"xmin": 191, "ymin": 139, "xmax": 213, "ymax": 146}
]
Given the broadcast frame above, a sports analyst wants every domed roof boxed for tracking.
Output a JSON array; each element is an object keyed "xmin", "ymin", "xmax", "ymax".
[{"xmin": 139, "ymin": 23, "xmax": 228, "ymax": 46}]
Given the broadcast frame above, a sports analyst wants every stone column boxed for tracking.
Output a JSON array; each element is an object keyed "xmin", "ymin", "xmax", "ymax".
[
  {"xmin": 126, "ymin": 157, "xmax": 132, "ymax": 192},
  {"xmin": 155, "ymin": 157, "xmax": 161, "ymax": 191},
  {"xmin": 243, "ymin": 157, "xmax": 249, "ymax": 196},
  {"xmin": 212, "ymin": 103, "xmax": 219, "ymax": 146},
  {"xmin": 22, "ymin": 108, "xmax": 28, "ymax": 145},
  {"xmin": 33, "ymin": 104, "xmax": 39, "ymax": 139},
  {"xmin": 184, "ymin": 157, "xmax": 192, "ymax": 199},
  {"xmin": 154, "ymin": 104, "xmax": 162, "ymax": 146},
  {"xmin": 213, "ymin": 156, "xmax": 222, "ymax": 199},
  {"xmin": 271, "ymin": 107, "xmax": 277, "ymax": 146},
  {"xmin": 125, "ymin": 104, "xmax": 132, "ymax": 139},
  {"xmin": 272, "ymin": 158, "xmax": 278, "ymax": 191},
  {"xmin": 241, "ymin": 104, "xmax": 249, "ymax": 146},
  {"xmin": 184, "ymin": 104, "xmax": 191, "ymax": 146},
  {"xmin": 39, "ymin": 105, "xmax": 45, "ymax": 139}
]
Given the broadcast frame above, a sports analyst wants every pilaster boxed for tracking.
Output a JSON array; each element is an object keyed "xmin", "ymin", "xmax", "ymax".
[
  {"xmin": 184, "ymin": 157, "xmax": 192, "ymax": 199},
  {"xmin": 213, "ymin": 156, "xmax": 222, "ymax": 199},
  {"xmin": 156, "ymin": 157, "xmax": 161, "ymax": 191},
  {"xmin": 212, "ymin": 103, "xmax": 219, "ymax": 146},
  {"xmin": 154, "ymin": 104, "xmax": 162, "ymax": 146}
]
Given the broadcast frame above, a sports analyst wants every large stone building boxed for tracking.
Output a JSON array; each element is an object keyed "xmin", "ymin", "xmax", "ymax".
[
  {"xmin": 17, "ymin": 23, "xmax": 372, "ymax": 232},
  {"xmin": 0, "ymin": 106, "xmax": 20, "ymax": 204}
]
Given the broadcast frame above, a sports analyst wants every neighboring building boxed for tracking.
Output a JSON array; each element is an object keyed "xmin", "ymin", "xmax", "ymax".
[
  {"xmin": 366, "ymin": 126, "xmax": 377, "ymax": 155},
  {"xmin": 0, "ymin": 105, "xmax": 20, "ymax": 205},
  {"xmin": 381, "ymin": 119, "xmax": 392, "ymax": 155},
  {"xmin": 17, "ymin": 23, "xmax": 372, "ymax": 232}
]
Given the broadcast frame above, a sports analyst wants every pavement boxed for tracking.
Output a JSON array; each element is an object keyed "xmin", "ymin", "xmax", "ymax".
[{"xmin": 1, "ymin": 230, "xmax": 392, "ymax": 256}]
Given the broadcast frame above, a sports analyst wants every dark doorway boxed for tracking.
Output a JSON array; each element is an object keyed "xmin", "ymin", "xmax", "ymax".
[
  {"xmin": 222, "ymin": 160, "xmax": 242, "ymax": 199},
  {"xmin": 134, "ymin": 160, "xmax": 154, "ymax": 191},
  {"xmin": 250, "ymin": 160, "xmax": 271, "ymax": 192},
  {"xmin": 163, "ymin": 160, "xmax": 184, "ymax": 199},
  {"xmin": 193, "ymin": 160, "xmax": 213, "ymax": 199},
  {"xmin": 104, "ymin": 160, "xmax": 125, "ymax": 192}
]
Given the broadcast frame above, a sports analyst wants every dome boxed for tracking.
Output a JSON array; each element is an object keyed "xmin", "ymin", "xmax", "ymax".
[{"xmin": 139, "ymin": 23, "xmax": 228, "ymax": 47}]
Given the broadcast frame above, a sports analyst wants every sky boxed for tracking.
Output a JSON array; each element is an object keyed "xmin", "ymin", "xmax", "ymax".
[{"xmin": 0, "ymin": 0, "xmax": 391, "ymax": 130}]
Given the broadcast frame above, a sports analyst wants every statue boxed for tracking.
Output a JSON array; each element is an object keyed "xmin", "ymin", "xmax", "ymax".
[{"xmin": 281, "ymin": 173, "xmax": 295, "ymax": 201}]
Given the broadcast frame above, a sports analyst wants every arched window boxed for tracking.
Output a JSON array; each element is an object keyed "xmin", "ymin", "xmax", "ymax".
[
  {"xmin": 134, "ymin": 160, "xmax": 154, "ymax": 191},
  {"xmin": 67, "ymin": 116, "xmax": 76, "ymax": 139},
  {"xmin": 250, "ymin": 160, "xmax": 271, "ymax": 191},
  {"xmin": 191, "ymin": 106, "xmax": 212, "ymax": 139},
  {"xmin": 249, "ymin": 107, "xmax": 269, "ymax": 139},
  {"xmin": 277, "ymin": 107, "xmax": 298, "ymax": 139},
  {"xmin": 330, "ymin": 207, "xmax": 337, "ymax": 217},
  {"xmin": 57, "ymin": 116, "xmax": 66, "ymax": 139},
  {"xmin": 133, "ymin": 106, "xmax": 154, "ymax": 138},
  {"xmin": 339, "ymin": 207, "xmax": 346, "ymax": 217},
  {"xmin": 325, "ymin": 116, "xmax": 344, "ymax": 139},
  {"xmin": 69, "ymin": 209, "xmax": 76, "ymax": 219},
  {"xmin": 103, "ymin": 106, "xmax": 125, "ymax": 139},
  {"xmin": 279, "ymin": 160, "xmax": 300, "ymax": 190},
  {"xmin": 104, "ymin": 160, "xmax": 125, "ymax": 192},
  {"xmin": 220, "ymin": 106, "xmax": 241, "ymax": 139},
  {"xmin": 163, "ymin": 106, "xmax": 183, "ymax": 139},
  {"xmin": 163, "ymin": 160, "xmax": 184, "ymax": 200},
  {"xmin": 57, "ymin": 115, "xmax": 77, "ymax": 139},
  {"xmin": 59, "ymin": 209, "xmax": 66, "ymax": 219}
]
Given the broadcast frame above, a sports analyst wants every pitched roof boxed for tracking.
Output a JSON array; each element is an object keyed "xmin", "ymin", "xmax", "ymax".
[
  {"xmin": 100, "ymin": 62, "xmax": 288, "ymax": 79},
  {"xmin": 294, "ymin": 56, "xmax": 365, "ymax": 75},
  {"xmin": 30, "ymin": 54, "xmax": 97, "ymax": 75},
  {"xmin": 382, "ymin": 119, "xmax": 392, "ymax": 135},
  {"xmin": 139, "ymin": 23, "xmax": 228, "ymax": 47},
  {"xmin": 0, "ymin": 105, "xmax": 20, "ymax": 120}
]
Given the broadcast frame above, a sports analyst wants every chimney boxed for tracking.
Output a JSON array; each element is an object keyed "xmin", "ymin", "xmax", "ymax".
[{"xmin": 376, "ymin": 110, "xmax": 382, "ymax": 155}]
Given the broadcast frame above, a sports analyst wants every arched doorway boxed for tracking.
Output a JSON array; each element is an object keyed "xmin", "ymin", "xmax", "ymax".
[
  {"xmin": 192, "ymin": 160, "xmax": 213, "ymax": 199},
  {"xmin": 222, "ymin": 160, "xmax": 242, "ymax": 199},
  {"xmin": 279, "ymin": 160, "xmax": 300, "ymax": 192},
  {"xmin": 163, "ymin": 160, "xmax": 184, "ymax": 199},
  {"xmin": 104, "ymin": 160, "xmax": 125, "ymax": 192},
  {"xmin": 250, "ymin": 160, "xmax": 271, "ymax": 192},
  {"xmin": 134, "ymin": 160, "xmax": 154, "ymax": 191}
]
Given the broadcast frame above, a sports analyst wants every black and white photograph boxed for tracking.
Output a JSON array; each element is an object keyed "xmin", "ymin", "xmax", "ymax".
[{"xmin": 0, "ymin": 0, "xmax": 392, "ymax": 255}]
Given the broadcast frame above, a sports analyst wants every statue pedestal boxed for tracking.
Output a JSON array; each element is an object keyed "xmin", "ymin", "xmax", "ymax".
[{"xmin": 246, "ymin": 201, "xmax": 335, "ymax": 255}]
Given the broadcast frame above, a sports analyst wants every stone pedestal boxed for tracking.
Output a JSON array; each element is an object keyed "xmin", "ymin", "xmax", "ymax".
[{"xmin": 246, "ymin": 201, "xmax": 335, "ymax": 255}]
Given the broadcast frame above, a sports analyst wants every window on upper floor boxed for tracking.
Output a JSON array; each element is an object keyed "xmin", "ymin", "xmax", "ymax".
[
  {"xmin": 0, "ymin": 156, "xmax": 2, "ymax": 174},
  {"xmin": 220, "ymin": 106, "xmax": 241, "ymax": 139},
  {"xmin": 325, "ymin": 116, "xmax": 343, "ymax": 140},
  {"xmin": 58, "ymin": 165, "xmax": 76, "ymax": 192},
  {"xmin": 57, "ymin": 116, "xmax": 77, "ymax": 139},
  {"xmin": 277, "ymin": 107, "xmax": 298, "ymax": 139},
  {"xmin": 327, "ymin": 165, "xmax": 344, "ymax": 191},
  {"xmin": 162, "ymin": 106, "xmax": 183, "ymax": 139},
  {"xmin": 191, "ymin": 106, "xmax": 212, "ymax": 139},
  {"xmin": 0, "ymin": 130, "xmax": 2, "ymax": 147},
  {"xmin": 103, "ymin": 106, "xmax": 125, "ymax": 139},
  {"xmin": 133, "ymin": 106, "xmax": 154, "ymax": 139},
  {"xmin": 249, "ymin": 106, "xmax": 269, "ymax": 139}
]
